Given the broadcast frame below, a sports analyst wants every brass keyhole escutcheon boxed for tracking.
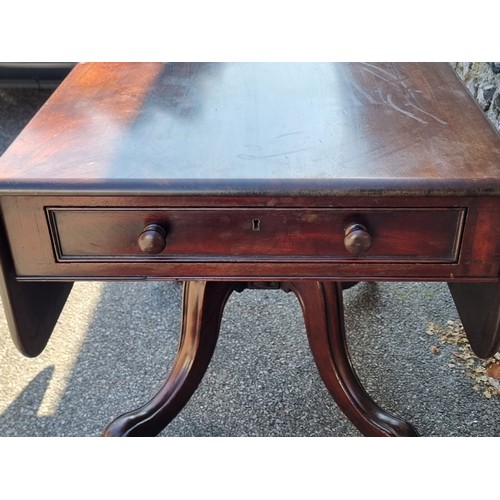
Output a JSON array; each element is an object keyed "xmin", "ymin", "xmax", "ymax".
[
  {"xmin": 344, "ymin": 223, "xmax": 372, "ymax": 255},
  {"xmin": 138, "ymin": 224, "xmax": 167, "ymax": 254}
]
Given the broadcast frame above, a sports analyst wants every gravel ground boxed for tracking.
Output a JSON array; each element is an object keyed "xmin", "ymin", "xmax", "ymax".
[{"xmin": 0, "ymin": 87, "xmax": 499, "ymax": 437}]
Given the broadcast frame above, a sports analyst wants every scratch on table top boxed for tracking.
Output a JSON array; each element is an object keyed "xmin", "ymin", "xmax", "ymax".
[
  {"xmin": 360, "ymin": 62, "xmax": 400, "ymax": 79},
  {"xmin": 274, "ymin": 131, "xmax": 304, "ymax": 140},
  {"xmin": 407, "ymin": 102, "xmax": 448, "ymax": 125},
  {"xmin": 386, "ymin": 93, "xmax": 428, "ymax": 124},
  {"xmin": 237, "ymin": 147, "xmax": 313, "ymax": 160},
  {"xmin": 360, "ymin": 63, "xmax": 448, "ymax": 126}
]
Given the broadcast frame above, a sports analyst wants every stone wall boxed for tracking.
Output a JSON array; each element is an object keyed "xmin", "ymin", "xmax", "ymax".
[{"xmin": 452, "ymin": 62, "xmax": 500, "ymax": 132}]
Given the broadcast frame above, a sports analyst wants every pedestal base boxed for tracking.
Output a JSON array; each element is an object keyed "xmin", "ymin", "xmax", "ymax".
[{"xmin": 103, "ymin": 280, "xmax": 419, "ymax": 437}]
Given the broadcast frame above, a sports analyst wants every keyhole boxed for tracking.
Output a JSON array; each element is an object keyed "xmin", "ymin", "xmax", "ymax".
[{"xmin": 252, "ymin": 219, "xmax": 261, "ymax": 231}]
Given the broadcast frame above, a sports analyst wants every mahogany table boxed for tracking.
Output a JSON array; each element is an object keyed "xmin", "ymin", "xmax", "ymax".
[{"xmin": 0, "ymin": 63, "xmax": 499, "ymax": 437}]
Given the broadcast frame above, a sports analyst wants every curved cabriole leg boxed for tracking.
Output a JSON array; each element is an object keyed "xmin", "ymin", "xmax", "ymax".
[
  {"xmin": 103, "ymin": 281, "xmax": 238, "ymax": 437},
  {"xmin": 289, "ymin": 281, "xmax": 419, "ymax": 437}
]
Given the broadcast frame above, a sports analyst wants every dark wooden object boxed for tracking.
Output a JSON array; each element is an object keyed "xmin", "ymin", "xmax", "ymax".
[
  {"xmin": 448, "ymin": 282, "xmax": 500, "ymax": 358},
  {"xmin": 104, "ymin": 281, "xmax": 235, "ymax": 437},
  {"xmin": 105, "ymin": 281, "xmax": 419, "ymax": 437},
  {"xmin": 0, "ymin": 217, "xmax": 72, "ymax": 357},
  {"xmin": 0, "ymin": 63, "xmax": 499, "ymax": 436}
]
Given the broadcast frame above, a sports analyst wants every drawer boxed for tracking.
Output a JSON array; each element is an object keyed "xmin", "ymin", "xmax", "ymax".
[{"xmin": 47, "ymin": 207, "xmax": 465, "ymax": 263}]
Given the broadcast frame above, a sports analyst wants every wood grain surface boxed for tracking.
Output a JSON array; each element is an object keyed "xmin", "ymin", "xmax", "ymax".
[{"xmin": 0, "ymin": 62, "xmax": 499, "ymax": 196}]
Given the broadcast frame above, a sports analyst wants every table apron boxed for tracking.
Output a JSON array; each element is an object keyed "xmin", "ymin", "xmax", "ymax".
[{"xmin": 1, "ymin": 195, "xmax": 498, "ymax": 281}]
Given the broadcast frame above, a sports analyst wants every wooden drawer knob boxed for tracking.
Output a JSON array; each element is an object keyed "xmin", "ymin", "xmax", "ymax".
[
  {"xmin": 344, "ymin": 223, "xmax": 372, "ymax": 255},
  {"xmin": 138, "ymin": 224, "xmax": 167, "ymax": 254}
]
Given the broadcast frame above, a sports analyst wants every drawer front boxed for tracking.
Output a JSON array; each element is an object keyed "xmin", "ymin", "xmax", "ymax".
[{"xmin": 48, "ymin": 207, "xmax": 464, "ymax": 263}]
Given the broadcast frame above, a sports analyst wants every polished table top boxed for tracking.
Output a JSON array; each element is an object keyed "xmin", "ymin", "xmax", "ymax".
[
  {"xmin": 0, "ymin": 62, "xmax": 499, "ymax": 196},
  {"xmin": 0, "ymin": 63, "xmax": 499, "ymax": 436}
]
